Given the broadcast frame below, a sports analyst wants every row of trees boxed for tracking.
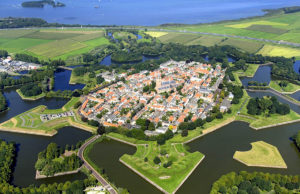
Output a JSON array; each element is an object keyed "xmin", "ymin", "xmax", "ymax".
[
  {"xmin": 0, "ymin": 50, "xmax": 8, "ymax": 58},
  {"xmin": 0, "ymin": 92, "xmax": 8, "ymax": 112},
  {"xmin": 0, "ymin": 70, "xmax": 54, "ymax": 89},
  {"xmin": 211, "ymin": 171, "xmax": 300, "ymax": 194},
  {"xmin": 0, "ymin": 140, "xmax": 16, "ymax": 183},
  {"xmin": 35, "ymin": 143, "xmax": 83, "ymax": 176},
  {"xmin": 247, "ymin": 96, "xmax": 290, "ymax": 116}
]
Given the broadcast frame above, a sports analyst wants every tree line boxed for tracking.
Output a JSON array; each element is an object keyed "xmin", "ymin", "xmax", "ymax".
[
  {"xmin": 0, "ymin": 140, "xmax": 16, "ymax": 183},
  {"xmin": 247, "ymin": 96, "xmax": 290, "ymax": 116},
  {"xmin": 0, "ymin": 92, "xmax": 8, "ymax": 112},
  {"xmin": 210, "ymin": 171, "xmax": 299, "ymax": 194}
]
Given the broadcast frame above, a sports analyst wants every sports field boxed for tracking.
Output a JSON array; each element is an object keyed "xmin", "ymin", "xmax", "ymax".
[
  {"xmin": 233, "ymin": 141, "xmax": 287, "ymax": 168},
  {"xmin": 0, "ymin": 29, "xmax": 109, "ymax": 61}
]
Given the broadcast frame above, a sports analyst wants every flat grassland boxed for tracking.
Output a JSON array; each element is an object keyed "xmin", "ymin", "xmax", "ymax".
[
  {"xmin": 0, "ymin": 29, "xmax": 108, "ymax": 61},
  {"xmin": 0, "ymin": 97, "xmax": 96, "ymax": 135},
  {"xmin": 233, "ymin": 141, "xmax": 287, "ymax": 168},
  {"xmin": 120, "ymin": 141, "xmax": 204, "ymax": 193}
]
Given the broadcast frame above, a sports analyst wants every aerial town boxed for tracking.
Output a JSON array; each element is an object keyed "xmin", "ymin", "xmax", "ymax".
[
  {"xmin": 79, "ymin": 60, "xmax": 231, "ymax": 135},
  {"xmin": 0, "ymin": 56, "xmax": 41, "ymax": 73}
]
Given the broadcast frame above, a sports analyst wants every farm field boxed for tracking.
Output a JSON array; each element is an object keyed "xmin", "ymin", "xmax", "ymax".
[
  {"xmin": 233, "ymin": 141, "xmax": 287, "ymax": 168},
  {"xmin": 0, "ymin": 29, "xmax": 109, "ymax": 61},
  {"xmin": 258, "ymin": 45, "xmax": 300, "ymax": 58},
  {"xmin": 162, "ymin": 11, "xmax": 300, "ymax": 42}
]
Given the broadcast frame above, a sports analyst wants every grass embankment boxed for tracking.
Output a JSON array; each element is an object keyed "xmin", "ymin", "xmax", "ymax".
[
  {"xmin": 16, "ymin": 89, "xmax": 45, "ymax": 101},
  {"xmin": 120, "ymin": 141, "xmax": 204, "ymax": 193},
  {"xmin": 0, "ymin": 97, "xmax": 96, "ymax": 136},
  {"xmin": 233, "ymin": 141, "xmax": 287, "ymax": 168},
  {"xmin": 269, "ymin": 80, "xmax": 300, "ymax": 93}
]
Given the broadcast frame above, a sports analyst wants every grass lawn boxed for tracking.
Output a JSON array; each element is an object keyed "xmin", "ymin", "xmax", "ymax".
[
  {"xmin": 120, "ymin": 142, "xmax": 204, "ymax": 193},
  {"xmin": 16, "ymin": 89, "xmax": 45, "ymax": 100},
  {"xmin": 233, "ymin": 141, "xmax": 287, "ymax": 168},
  {"xmin": 269, "ymin": 80, "xmax": 300, "ymax": 93},
  {"xmin": 258, "ymin": 45, "xmax": 300, "ymax": 58}
]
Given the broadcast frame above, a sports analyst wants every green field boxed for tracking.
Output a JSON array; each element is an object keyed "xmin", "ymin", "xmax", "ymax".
[
  {"xmin": 233, "ymin": 141, "xmax": 287, "ymax": 168},
  {"xmin": 0, "ymin": 97, "xmax": 97, "ymax": 135},
  {"xmin": 155, "ymin": 11, "xmax": 300, "ymax": 57},
  {"xmin": 157, "ymin": 32, "xmax": 201, "ymax": 45},
  {"xmin": 0, "ymin": 29, "xmax": 109, "ymax": 61},
  {"xmin": 258, "ymin": 45, "xmax": 300, "ymax": 58},
  {"xmin": 0, "ymin": 38, "xmax": 51, "ymax": 53},
  {"xmin": 218, "ymin": 38, "xmax": 264, "ymax": 53},
  {"xmin": 120, "ymin": 141, "xmax": 204, "ymax": 193}
]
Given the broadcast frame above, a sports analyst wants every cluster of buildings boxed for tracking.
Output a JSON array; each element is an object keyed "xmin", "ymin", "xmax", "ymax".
[
  {"xmin": 40, "ymin": 111, "xmax": 74, "ymax": 122},
  {"xmin": 79, "ymin": 60, "xmax": 230, "ymax": 135},
  {"xmin": 0, "ymin": 56, "xmax": 41, "ymax": 73}
]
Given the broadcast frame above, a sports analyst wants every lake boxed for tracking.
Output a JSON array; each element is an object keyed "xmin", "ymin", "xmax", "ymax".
[{"xmin": 0, "ymin": 0, "xmax": 299, "ymax": 25}]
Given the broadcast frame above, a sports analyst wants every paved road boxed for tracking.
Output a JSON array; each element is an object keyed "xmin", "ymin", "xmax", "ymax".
[
  {"xmin": 78, "ymin": 135, "xmax": 118, "ymax": 194},
  {"xmin": 2, "ymin": 26, "xmax": 300, "ymax": 48}
]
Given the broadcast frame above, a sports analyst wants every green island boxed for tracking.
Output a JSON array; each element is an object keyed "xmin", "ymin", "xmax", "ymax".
[
  {"xmin": 35, "ymin": 142, "xmax": 83, "ymax": 178},
  {"xmin": 22, "ymin": 0, "xmax": 65, "ymax": 8},
  {"xmin": 0, "ymin": 97, "xmax": 97, "ymax": 136},
  {"xmin": 211, "ymin": 171, "xmax": 300, "ymax": 194},
  {"xmin": 16, "ymin": 88, "xmax": 45, "ymax": 100},
  {"xmin": 233, "ymin": 141, "xmax": 287, "ymax": 168}
]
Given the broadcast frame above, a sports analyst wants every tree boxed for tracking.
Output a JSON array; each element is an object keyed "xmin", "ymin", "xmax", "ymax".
[
  {"xmin": 181, "ymin": 129, "xmax": 188, "ymax": 137},
  {"xmin": 46, "ymin": 143, "xmax": 58, "ymax": 160},
  {"xmin": 153, "ymin": 156, "xmax": 161, "ymax": 164},
  {"xmin": 97, "ymin": 124, "xmax": 106, "ymax": 135}
]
